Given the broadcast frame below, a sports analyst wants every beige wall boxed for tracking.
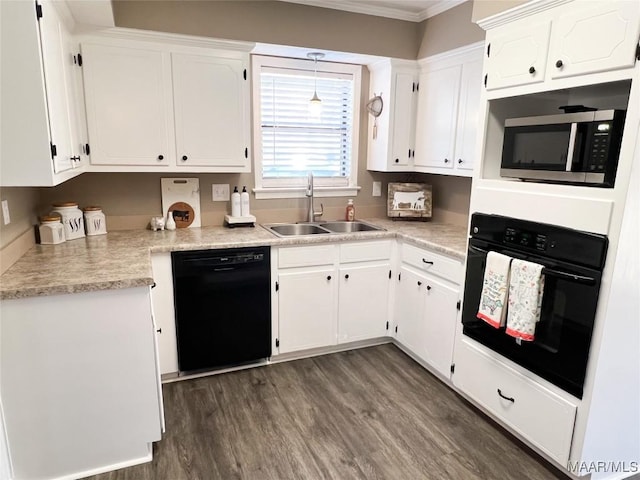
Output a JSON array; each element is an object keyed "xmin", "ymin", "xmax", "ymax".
[
  {"xmin": 0, "ymin": 187, "xmax": 39, "ymax": 273},
  {"xmin": 417, "ymin": 1, "xmax": 484, "ymax": 59},
  {"xmin": 112, "ymin": 0, "xmax": 421, "ymax": 60},
  {"xmin": 471, "ymin": 0, "xmax": 529, "ymax": 23}
]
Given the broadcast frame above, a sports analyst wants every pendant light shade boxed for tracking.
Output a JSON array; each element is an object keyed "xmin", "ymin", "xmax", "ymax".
[{"xmin": 307, "ymin": 52, "xmax": 325, "ymax": 117}]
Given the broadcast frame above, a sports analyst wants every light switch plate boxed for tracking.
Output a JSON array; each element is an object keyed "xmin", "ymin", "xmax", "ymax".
[
  {"xmin": 212, "ymin": 184, "xmax": 230, "ymax": 201},
  {"xmin": 1, "ymin": 200, "xmax": 9, "ymax": 225},
  {"xmin": 372, "ymin": 181, "xmax": 382, "ymax": 197}
]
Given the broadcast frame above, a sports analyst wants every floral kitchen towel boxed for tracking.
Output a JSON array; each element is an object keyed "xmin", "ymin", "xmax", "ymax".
[
  {"xmin": 506, "ymin": 259, "xmax": 545, "ymax": 341},
  {"xmin": 477, "ymin": 252, "xmax": 513, "ymax": 328}
]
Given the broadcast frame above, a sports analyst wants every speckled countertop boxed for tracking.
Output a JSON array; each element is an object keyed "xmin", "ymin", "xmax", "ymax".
[{"xmin": 0, "ymin": 218, "xmax": 468, "ymax": 300}]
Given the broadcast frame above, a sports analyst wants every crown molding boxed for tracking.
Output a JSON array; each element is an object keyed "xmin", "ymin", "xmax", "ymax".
[
  {"xmin": 476, "ymin": 0, "xmax": 573, "ymax": 30},
  {"xmin": 419, "ymin": 0, "xmax": 466, "ymax": 21}
]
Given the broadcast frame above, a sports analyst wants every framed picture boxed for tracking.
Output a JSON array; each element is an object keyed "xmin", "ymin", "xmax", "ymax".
[{"xmin": 387, "ymin": 182, "xmax": 432, "ymax": 219}]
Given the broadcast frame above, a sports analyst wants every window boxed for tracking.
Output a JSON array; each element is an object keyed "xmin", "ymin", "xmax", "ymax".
[{"xmin": 252, "ymin": 55, "xmax": 361, "ymax": 198}]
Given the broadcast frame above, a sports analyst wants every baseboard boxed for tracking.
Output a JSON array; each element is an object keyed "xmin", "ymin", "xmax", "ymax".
[
  {"xmin": 0, "ymin": 228, "xmax": 35, "ymax": 275},
  {"xmin": 49, "ymin": 445, "xmax": 152, "ymax": 480}
]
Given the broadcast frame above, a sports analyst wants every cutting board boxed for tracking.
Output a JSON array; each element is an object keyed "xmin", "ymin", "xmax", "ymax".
[{"xmin": 161, "ymin": 178, "xmax": 201, "ymax": 228}]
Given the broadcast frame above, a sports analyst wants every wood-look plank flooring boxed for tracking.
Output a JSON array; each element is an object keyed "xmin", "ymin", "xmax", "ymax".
[{"xmin": 85, "ymin": 344, "xmax": 566, "ymax": 480}]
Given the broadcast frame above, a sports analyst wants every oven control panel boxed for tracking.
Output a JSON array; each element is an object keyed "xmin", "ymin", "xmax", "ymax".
[{"xmin": 504, "ymin": 227, "xmax": 548, "ymax": 251}]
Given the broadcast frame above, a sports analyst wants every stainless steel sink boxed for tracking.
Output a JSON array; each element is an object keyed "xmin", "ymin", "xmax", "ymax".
[
  {"xmin": 265, "ymin": 223, "xmax": 331, "ymax": 237},
  {"xmin": 262, "ymin": 220, "xmax": 384, "ymax": 238},
  {"xmin": 319, "ymin": 221, "xmax": 382, "ymax": 233}
]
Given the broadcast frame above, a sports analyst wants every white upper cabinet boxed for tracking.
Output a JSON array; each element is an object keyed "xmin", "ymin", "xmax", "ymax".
[
  {"xmin": 0, "ymin": 0, "xmax": 85, "ymax": 186},
  {"xmin": 80, "ymin": 34, "xmax": 252, "ymax": 173},
  {"xmin": 82, "ymin": 43, "xmax": 175, "ymax": 167},
  {"xmin": 548, "ymin": 1, "xmax": 640, "ymax": 80},
  {"xmin": 366, "ymin": 60, "xmax": 418, "ymax": 172},
  {"xmin": 414, "ymin": 43, "xmax": 484, "ymax": 177},
  {"xmin": 484, "ymin": 22, "xmax": 551, "ymax": 91},
  {"xmin": 172, "ymin": 53, "xmax": 249, "ymax": 168}
]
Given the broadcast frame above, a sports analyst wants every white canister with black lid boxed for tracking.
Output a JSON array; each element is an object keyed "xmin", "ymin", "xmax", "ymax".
[
  {"xmin": 83, "ymin": 206, "xmax": 107, "ymax": 236},
  {"xmin": 51, "ymin": 202, "xmax": 85, "ymax": 240}
]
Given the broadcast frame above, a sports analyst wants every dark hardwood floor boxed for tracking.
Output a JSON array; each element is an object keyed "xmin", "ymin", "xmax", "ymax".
[{"xmin": 86, "ymin": 344, "xmax": 566, "ymax": 479}]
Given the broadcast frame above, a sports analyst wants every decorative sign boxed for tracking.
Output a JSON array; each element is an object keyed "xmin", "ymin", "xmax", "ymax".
[{"xmin": 387, "ymin": 182, "xmax": 432, "ymax": 220}]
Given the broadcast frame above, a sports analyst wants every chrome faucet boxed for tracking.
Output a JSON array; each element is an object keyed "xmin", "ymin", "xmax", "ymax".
[{"xmin": 306, "ymin": 172, "xmax": 323, "ymax": 223}]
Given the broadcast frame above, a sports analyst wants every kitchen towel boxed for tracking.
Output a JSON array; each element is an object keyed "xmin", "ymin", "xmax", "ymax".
[
  {"xmin": 477, "ymin": 251, "xmax": 513, "ymax": 328},
  {"xmin": 506, "ymin": 259, "xmax": 545, "ymax": 341}
]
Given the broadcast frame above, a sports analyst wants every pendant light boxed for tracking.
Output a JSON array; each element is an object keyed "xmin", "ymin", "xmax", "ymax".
[{"xmin": 307, "ymin": 52, "xmax": 325, "ymax": 117}]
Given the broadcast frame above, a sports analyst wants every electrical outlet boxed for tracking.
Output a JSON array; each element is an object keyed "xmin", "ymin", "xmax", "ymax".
[
  {"xmin": 212, "ymin": 184, "xmax": 230, "ymax": 202},
  {"xmin": 1, "ymin": 200, "xmax": 10, "ymax": 225},
  {"xmin": 372, "ymin": 181, "xmax": 382, "ymax": 197}
]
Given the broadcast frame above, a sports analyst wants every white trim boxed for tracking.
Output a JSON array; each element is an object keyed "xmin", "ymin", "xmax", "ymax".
[
  {"xmin": 418, "ymin": 41, "xmax": 485, "ymax": 65},
  {"xmin": 476, "ymin": 0, "xmax": 573, "ymax": 30},
  {"xmin": 279, "ymin": 0, "xmax": 465, "ymax": 22},
  {"xmin": 43, "ymin": 448, "xmax": 152, "ymax": 480},
  {"xmin": 253, "ymin": 185, "xmax": 361, "ymax": 200},
  {"xmin": 252, "ymin": 55, "xmax": 362, "ymax": 199}
]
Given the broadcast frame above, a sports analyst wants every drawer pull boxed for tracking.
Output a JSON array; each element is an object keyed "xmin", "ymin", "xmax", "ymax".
[
  {"xmin": 422, "ymin": 259, "xmax": 434, "ymax": 265},
  {"xmin": 497, "ymin": 388, "xmax": 515, "ymax": 403}
]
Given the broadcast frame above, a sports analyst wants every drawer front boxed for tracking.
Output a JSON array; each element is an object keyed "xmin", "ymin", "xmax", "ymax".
[
  {"xmin": 340, "ymin": 240, "xmax": 392, "ymax": 263},
  {"xmin": 402, "ymin": 243, "xmax": 461, "ymax": 284},
  {"xmin": 278, "ymin": 244, "xmax": 336, "ymax": 268},
  {"xmin": 454, "ymin": 339, "xmax": 577, "ymax": 466}
]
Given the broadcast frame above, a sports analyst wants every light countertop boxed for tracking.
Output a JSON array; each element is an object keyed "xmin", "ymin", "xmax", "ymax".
[{"xmin": 0, "ymin": 218, "xmax": 468, "ymax": 300}]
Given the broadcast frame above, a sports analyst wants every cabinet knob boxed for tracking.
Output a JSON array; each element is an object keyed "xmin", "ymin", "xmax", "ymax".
[
  {"xmin": 156, "ymin": 328, "xmax": 162, "ymax": 334},
  {"xmin": 417, "ymin": 281, "xmax": 422, "ymax": 286},
  {"xmin": 426, "ymin": 285, "xmax": 432, "ymax": 291},
  {"xmin": 157, "ymin": 155, "xmax": 164, "ymax": 161},
  {"xmin": 395, "ymin": 158, "xmax": 399, "ymax": 163},
  {"xmin": 345, "ymin": 274, "xmax": 349, "ymax": 280},
  {"xmin": 182, "ymin": 155, "xmax": 188, "ymax": 161},
  {"xmin": 555, "ymin": 59, "xmax": 563, "ymax": 68},
  {"xmin": 457, "ymin": 159, "xmax": 463, "ymax": 164},
  {"xmin": 327, "ymin": 275, "xmax": 332, "ymax": 281},
  {"xmin": 528, "ymin": 66, "xmax": 536, "ymax": 74},
  {"xmin": 444, "ymin": 158, "xmax": 449, "ymax": 164}
]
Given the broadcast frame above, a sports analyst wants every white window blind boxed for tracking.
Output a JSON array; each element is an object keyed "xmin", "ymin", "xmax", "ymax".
[{"xmin": 260, "ymin": 68, "xmax": 354, "ymax": 186}]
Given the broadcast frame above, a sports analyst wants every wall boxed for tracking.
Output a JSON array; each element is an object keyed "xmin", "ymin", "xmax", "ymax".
[
  {"xmin": 0, "ymin": 187, "xmax": 39, "ymax": 273},
  {"xmin": 417, "ymin": 1, "xmax": 484, "ymax": 58},
  {"xmin": 471, "ymin": 0, "xmax": 529, "ymax": 23},
  {"xmin": 111, "ymin": 0, "xmax": 421, "ymax": 60}
]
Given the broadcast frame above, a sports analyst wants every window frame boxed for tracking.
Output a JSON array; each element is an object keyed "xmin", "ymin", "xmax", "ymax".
[{"xmin": 252, "ymin": 55, "xmax": 362, "ymax": 199}]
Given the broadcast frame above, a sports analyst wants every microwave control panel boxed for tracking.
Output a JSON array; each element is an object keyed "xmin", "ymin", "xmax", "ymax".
[{"xmin": 587, "ymin": 122, "xmax": 612, "ymax": 172}]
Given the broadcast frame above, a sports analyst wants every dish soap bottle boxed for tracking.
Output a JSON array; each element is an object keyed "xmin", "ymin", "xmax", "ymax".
[
  {"xmin": 240, "ymin": 186, "xmax": 250, "ymax": 217},
  {"xmin": 231, "ymin": 186, "xmax": 241, "ymax": 217},
  {"xmin": 345, "ymin": 199, "xmax": 355, "ymax": 221}
]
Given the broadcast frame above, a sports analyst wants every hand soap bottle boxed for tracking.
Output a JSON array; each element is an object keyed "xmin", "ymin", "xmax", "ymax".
[
  {"xmin": 240, "ymin": 186, "xmax": 250, "ymax": 217},
  {"xmin": 345, "ymin": 199, "xmax": 355, "ymax": 221},
  {"xmin": 231, "ymin": 186, "xmax": 241, "ymax": 217}
]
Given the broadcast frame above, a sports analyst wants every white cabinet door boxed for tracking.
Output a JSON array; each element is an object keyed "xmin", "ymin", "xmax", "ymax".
[
  {"xmin": 150, "ymin": 253, "xmax": 179, "ymax": 375},
  {"xmin": 453, "ymin": 57, "xmax": 483, "ymax": 172},
  {"xmin": 422, "ymin": 274, "xmax": 459, "ymax": 378},
  {"xmin": 278, "ymin": 267, "xmax": 337, "ymax": 353},
  {"xmin": 82, "ymin": 42, "xmax": 174, "ymax": 166},
  {"xmin": 390, "ymin": 71, "xmax": 417, "ymax": 168},
  {"xmin": 394, "ymin": 266, "xmax": 428, "ymax": 358},
  {"xmin": 485, "ymin": 21, "xmax": 551, "ymax": 91},
  {"xmin": 549, "ymin": 1, "xmax": 640, "ymax": 80},
  {"xmin": 172, "ymin": 53, "xmax": 249, "ymax": 169},
  {"xmin": 414, "ymin": 65, "xmax": 461, "ymax": 169},
  {"xmin": 338, "ymin": 263, "xmax": 390, "ymax": 343}
]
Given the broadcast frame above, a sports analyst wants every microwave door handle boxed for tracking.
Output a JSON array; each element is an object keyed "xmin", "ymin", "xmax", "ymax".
[{"xmin": 566, "ymin": 123, "xmax": 578, "ymax": 171}]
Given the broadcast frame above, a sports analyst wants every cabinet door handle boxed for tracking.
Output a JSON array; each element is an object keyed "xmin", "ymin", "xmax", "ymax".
[
  {"xmin": 327, "ymin": 275, "xmax": 332, "ymax": 281},
  {"xmin": 528, "ymin": 66, "xmax": 536, "ymax": 74},
  {"xmin": 182, "ymin": 155, "xmax": 188, "ymax": 161},
  {"xmin": 158, "ymin": 154, "xmax": 164, "ymax": 161},
  {"xmin": 156, "ymin": 328, "xmax": 162, "ymax": 334},
  {"xmin": 395, "ymin": 158, "xmax": 399, "ymax": 163},
  {"xmin": 417, "ymin": 281, "xmax": 422, "ymax": 286},
  {"xmin": 457, "ymin": 159, "xmax": 463, "ymax": 164},
  {"xmin": 422, "ymin": 259, "xmax": 434, "ymax": 265},
  {"xmin": 426, "ymin": 285, "xmax": 432, "ymax": 291},
  {"xmin": 497, "ymin": 388, "xmax": 515, "ymax": 403},
  {"xmin": 70, "ymin": 156, "xmax": 80, "ymax": 162},
  {"xmin": 344, "ymin": 274, "xmax": 349, "ymax": 279},
  {"xmin": 555, "ymin": 59, "xmax": 563, "ymax": 68}
]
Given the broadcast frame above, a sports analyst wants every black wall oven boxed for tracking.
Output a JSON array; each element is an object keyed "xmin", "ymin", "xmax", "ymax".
[{"xmin": 462, "ymin": 213, "xmax": 608, "ymax": 399}]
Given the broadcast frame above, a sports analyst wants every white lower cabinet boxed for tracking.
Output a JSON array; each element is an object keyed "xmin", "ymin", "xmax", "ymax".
[
  {"xmin": 394, "ymin": 243, "xmax": 462, "ymax": 379},
  {"xmin": 454, "ymin": 338, "xmax": 577, "ymax": 466},
  {"xmin": 0, "ymin": 287, "xmax": 164, "ymax": 480}
]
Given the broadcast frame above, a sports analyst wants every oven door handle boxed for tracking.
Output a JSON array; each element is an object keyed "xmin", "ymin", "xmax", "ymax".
[{"xmin": 468, "ymin": 245, "xmax": 596, "ymax": 284}]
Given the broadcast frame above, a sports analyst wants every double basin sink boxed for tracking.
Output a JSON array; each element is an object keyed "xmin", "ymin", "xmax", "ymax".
[{"xmin": 263, "ymin": 220, "xmax": 384, "ymax": 237}]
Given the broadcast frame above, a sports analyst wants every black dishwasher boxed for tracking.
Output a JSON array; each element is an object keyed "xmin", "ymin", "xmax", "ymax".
[{"xmin": 171, "ymin": 247, "xmax": 271, "ymax": 373}]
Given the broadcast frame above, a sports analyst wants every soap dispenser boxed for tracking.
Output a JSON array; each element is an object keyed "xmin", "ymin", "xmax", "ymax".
[
  {"xmin": 240, "ymin": 186, "xmax": 250, "ymax": 217},
  {"xmin": 346, "ymin": 199, "xmax": 355, "ymax": 221},
  {"xmin": 231, "ymin": 186, "xmax": 241, "ymax": 217}
]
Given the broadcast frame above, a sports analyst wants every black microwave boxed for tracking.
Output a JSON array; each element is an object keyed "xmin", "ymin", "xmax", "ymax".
[{"xmin": 501, "ymin": 109, "xmax": 626, "ymax": 187}]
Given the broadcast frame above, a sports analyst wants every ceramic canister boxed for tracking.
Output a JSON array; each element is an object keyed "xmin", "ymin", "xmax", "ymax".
[
  {"xmin": 38, "ymin": 215, "xmax": 65, "ymax": 244},
  {"xmin": 83, "ymin": 206, "xmax": 107, "ymax": 236},
  {"xmin": 51, "ymin": 202, "xmax": 86, "ymax": 240}
]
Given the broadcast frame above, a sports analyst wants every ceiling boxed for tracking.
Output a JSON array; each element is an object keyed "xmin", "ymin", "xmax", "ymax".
[{"xmin": 279, "ymin": 0, "xmax": 467, "ymax": 22}]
